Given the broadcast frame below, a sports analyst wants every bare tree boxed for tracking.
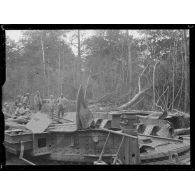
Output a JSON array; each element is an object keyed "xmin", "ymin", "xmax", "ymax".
[
  {"xmin": 40, "ymin": 33, "xmax": 46, "ymax": 76},
  {"xmin": 183, "ymin": 30, "xmax": 189, "ymax": 112},
  {"xmin": 118, "ymin": 62, "xmax": 152, "ymax": 110},
  {"xmin": 126, "ymin": 30, "xmax": 132, "ymax": 95},
  {"xmin": 152, "ymin": 61, "xmax": 159, "ymax": 110},
  {"xmin": 40, "ymin": 32, "xmax": 49, "ymax": 97}
]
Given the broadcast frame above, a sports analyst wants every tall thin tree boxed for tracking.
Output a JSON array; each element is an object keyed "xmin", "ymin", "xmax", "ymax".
[{"xmin": 183, "ymin": 30, "xmax": 189, "ymax": 112}]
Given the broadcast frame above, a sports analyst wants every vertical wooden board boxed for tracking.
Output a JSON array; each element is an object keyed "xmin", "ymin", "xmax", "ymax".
[
  {"xmin": 129, "ymin": 138, "xmax": 139, "ymax": 164},
  {"xmin": 125, "ymin": 137, "xmax": 130, "ymax": 164},
  {"xmin": 135, "ymin": 138, "xmax": 141, "ymax": 164},
  {"xmin": 119, "ymin": 137, "xmax": 128, "ymax": 164},
  {"xmin": 119, "ymin": 136, "xmax": 140, "ymax": 164}
]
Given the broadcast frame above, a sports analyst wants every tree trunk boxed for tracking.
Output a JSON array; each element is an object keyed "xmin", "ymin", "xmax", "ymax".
[
  {"xmin": 58, "ymin": 44, "xmax": 61, "ymax": 96},
  {"xmin": 61, "ymin": 45, "xmax": 64, "ymax": 95},
  {"xmin": 47, "ymin": 66, "xmax": 50, "ymax": 97},
  {"xmin": 78, "ymin": 30, "xmax": 81, "ymax": 58},
  {"xmin": 183, "ymin": 30, "xmax": 189, "ymax": 112},
  {"xmin": 40, "ymin": 33, "xmax": 46, "ymax": 76},
  {"xmin": 126, "ymin": 30, "xmax": 132, "ymax": 95},
  {"xmin": 78, "ymin": 30, "xmax": 82, "ymax": 85},
  {"xmin": 178, "ymin": 49, "xmax": 185, "ymax": 109},
  {"xmin": 172, "ymin": 44, "xmax": 176, "ymax": 111},
  {"xmin": 40, "ymin": 32, "xmax": 47, "ymax": 97},
  {"xmin": 152, "ymin": 61, "xmax": 158, "ymax": 110}
]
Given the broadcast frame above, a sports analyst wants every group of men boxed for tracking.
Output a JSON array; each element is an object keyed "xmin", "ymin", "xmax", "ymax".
[
  {"xmin": 4, "ymin": 93, "xmax": 31, "ymax": 118},
  {"xmin": 3, "ymin": 91, "xmax": 70, "ymax": 120},
  {"xmin": 33, "ymin": 91, "xmax": 70, "ymax": 120},
  {"xmin": 3, "ymin": 93, "xmax": 30, "ymax": 117},
  {"xmin": 48, "ymin": 93, "xmax": 70, "ymax": 120},
  {"xmin": 15, "ymin": 93, "xmax": 31, "ymax": 108}
]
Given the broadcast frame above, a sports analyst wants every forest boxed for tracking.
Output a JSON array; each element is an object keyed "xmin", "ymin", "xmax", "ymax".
[{"xmin": 4, "ymin": 29, "xmax": 190, "ymax": 113}]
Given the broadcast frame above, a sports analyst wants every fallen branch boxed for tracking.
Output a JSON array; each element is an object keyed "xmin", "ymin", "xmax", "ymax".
[
  {"xmin": 118, "ymin": 88, "xmax": 149, "ymax": 110},
  {"xmin": 95, "ymin": 90, "xmax": 118, "ymax": 104},
  {"xmin": 131, "ymin": 96, "xmax": 145, "ymax": 108},
  {"xmin": 117, "ymin": 62, "xmax": 153, "ymax": 110}
]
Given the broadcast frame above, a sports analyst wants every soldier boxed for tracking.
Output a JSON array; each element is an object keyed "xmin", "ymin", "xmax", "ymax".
[
  {"xmin": 3, "ymin": 103, "xmax": 13, "ymax": 119},
  {"xmin": 34, "ymin": 91, "xmax": 42, "ymax": 111},
  {"xmin": 3, "ymin": 103, "xmax": 9, "ymax": 114},
  {"xmin": 15, "ymin": 103, "xmax": 23, "ymax": 116},
  {"xmin": 57, "ymin": 94, "xmax": 64, "ymax": 119},
  {"xmin": 15, "ymin": 95, "xmax": 21, "ymax": 107},
  {"xmin": 49, "ymin": 95, "xmax": 55, "ymax": 119},
  {"xmin": 22, "ymin": 93, "xmax": 30, "ymax": 107},
  {"xmin": 22, "ymin": 104, "xmax": 30, "ymax": 115},
  {"xmin": 57, "ymin": 94, "xmax": 69, "ymax": 119}
]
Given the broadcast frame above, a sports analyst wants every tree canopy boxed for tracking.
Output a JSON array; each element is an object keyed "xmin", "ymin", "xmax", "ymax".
[{"xmin": 4, "ymin": 29, "xmax": 190, "ymax": 113}]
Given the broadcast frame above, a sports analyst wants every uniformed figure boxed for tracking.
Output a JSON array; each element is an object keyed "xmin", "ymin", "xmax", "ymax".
[
  {"xmin": 34, "ymin": 91, "xmax": 42, "ymax": 111},
  {"xmin": 57, "ymin": 94, "xmax": 69, "ymax": 119},
  {"xmin": 22, "ymin": 104, "xmax": 30, "ymax": 115},
  {"xmin": 3, "ymin": 103, "xmax": 13, "ymax": 118},
  {"xmin": 15, "ymin": 95, "xmax": 21, "ymax": 107},
  {"xmin": 3, "ymin": 103, "xmax": 9, "ymax": 114},
  {"xmin": 22, "ymin": 93, "xmax": 30, "ymax": 107},
  {"xmin": 49, "ymin": 95, "xmax": 55, "ymax": 119},
  {"xmin": 21, "ymin": 93, "xmax": 25, "ymax": 103},
  {"xmin": 15, "ymin": 103, "xmax": 24, "ymax": 116}
]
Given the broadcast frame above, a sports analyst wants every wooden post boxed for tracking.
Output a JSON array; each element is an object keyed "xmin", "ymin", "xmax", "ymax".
[{"xmin": 122, "ymin": 129, "xmax": 140, "ymax": 164}]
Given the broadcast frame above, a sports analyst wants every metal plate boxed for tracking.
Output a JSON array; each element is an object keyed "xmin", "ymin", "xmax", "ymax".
[{"xmin": 26, "ymin": 112, "xmax": 52, "ymax": 133}]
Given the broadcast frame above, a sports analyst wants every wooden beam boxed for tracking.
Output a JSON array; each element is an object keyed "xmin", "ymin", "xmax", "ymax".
[
  {"xmin": 102, "ymin": 128, "xmax": 138, "ymax": 140},
  {"xmin": 138, "ymin": 133, "xmax": 183, "ymax": 142}
]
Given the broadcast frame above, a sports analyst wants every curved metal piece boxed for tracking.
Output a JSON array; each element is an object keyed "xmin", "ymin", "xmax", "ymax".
[{"xmin": 169, "ymin": 153, "xmax": 179, "ymax": 164}]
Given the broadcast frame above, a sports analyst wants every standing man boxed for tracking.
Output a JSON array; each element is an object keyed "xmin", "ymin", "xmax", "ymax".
[
  {"xmin": 57, "ymin": 93, "xmax": 69, "ymax": 119},
  {"xmin": 49, "ymin": 95, "xmax": 55, "ymax": 119},
  {"xmin": 34, "ymin": 91, "xmax": 42, "ymax": 112},
  {"xmin": 57, "ymin": 94, "xmax": 64, "ymax": 120},
  {"xmin": 62, "ymin": 95, "xmax": 69, "ymax": 116},
  {"xmin": 20, "ymin": 93, "xmax": 25, "ymax": 105}
]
